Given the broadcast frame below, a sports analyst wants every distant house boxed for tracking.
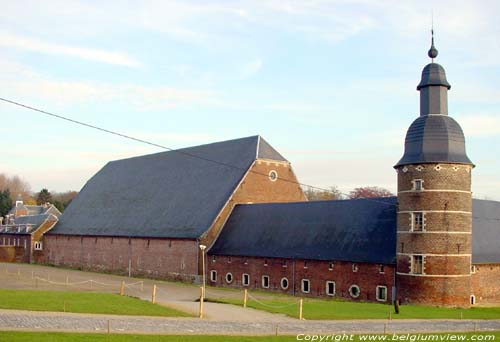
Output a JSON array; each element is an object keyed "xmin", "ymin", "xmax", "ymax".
[{"xmin": 0, "ymin": 196, "xmax": 61, "ymax": 263}]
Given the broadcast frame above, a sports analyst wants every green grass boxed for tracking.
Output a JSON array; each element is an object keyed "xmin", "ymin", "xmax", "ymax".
[
  {"xmin": 0, "ymin": 289, "xmax": 190, "ymax": 317},
  {"xmin": 0, "ymin": 332, "xmax": 499, "ymax": 342},
  {"xmin": 209, "ymin": 295, "xmax": 500, "ymax": 320}
]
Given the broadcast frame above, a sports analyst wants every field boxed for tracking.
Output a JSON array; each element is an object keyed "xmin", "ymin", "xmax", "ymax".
[
  {"xmin": 0, "ymin": 289, "xmax": 190, "ymax": 317},
  {"xmin": 0, "ymin": 332, "xmax": 499, "ymax": 342},
  {"xmin": 209, "ymin": 293, "xmax": 500, "ymax": 320}
]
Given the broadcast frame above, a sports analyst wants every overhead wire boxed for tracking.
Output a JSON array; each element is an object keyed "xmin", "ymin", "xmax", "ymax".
[{"xmin": 0, "ymin": 96, "xmax": 397, "ymax": 207}]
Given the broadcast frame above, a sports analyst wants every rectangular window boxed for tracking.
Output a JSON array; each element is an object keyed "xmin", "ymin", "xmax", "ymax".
[
  {"xmin": 212, "ymin": 255, "xmax": 216, "ymax": 263},
  {"xmin": 328, "ymin": 262, "xmax": 334, "ymax": 271},
  {"xmin": 414, "ymin": 179, "xmax": 424, "ymax": 191},
  {"xmin": 412, "ymin": 255, "xmax": 424, "ymax": 274},
  {"xmin": 210, "ymin": 270, "xmax": 217, "ymax": 282},
  {"xmin": 376, "ymin": 286, "xmax": 387, "ymax": 301},
  {"xmin": 262, "ymin": 275, "xmax": 270, "ymax": 288},
  {"xmin": 412, "ymin": 212, "xmax": 424, "ymax": 231},
  {"xmin": 242, "ymin": 273, "xmax": 250, "ymax": 286},
  {"xmin": 301, "ymin": 279, "xmax": 310, "ymax": 293},
  {"xmin": 379, "ymin": 265, "xmax": 385, "ymax": 274},
  {"xmin": 326, "ymin": 281, "xmax": 335, "ymax": 296}
]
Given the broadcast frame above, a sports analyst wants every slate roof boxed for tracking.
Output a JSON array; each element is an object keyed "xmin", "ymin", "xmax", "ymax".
[
  {"xmin": 209, "ymin": 197, "xmax": 500, "ymax": 265},
  {"xmin": 209, "ymin": 197, "xmax": 398, "ymax": 264},
  {"xmin": 8, "ymin": 204, "xmax": 61, "ymax": 217},
  {"xmin": 0, "ymin": 213, "xmax": 58, "ymax": 235},
  {"xmin": 50, "ymin": 136, "xmax": 287, "ymax": 239},
  {"xmin": 395, "ymin": 115, "xmax": 473, "ymax": 167},
  {"xmin": 472, "ymin": 199, "xmax": 500, "ymax": 264}
]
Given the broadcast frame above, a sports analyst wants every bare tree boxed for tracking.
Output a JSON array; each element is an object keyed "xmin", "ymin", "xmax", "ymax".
[
  {"xmin": 0, "ymin": 173, "xmax": 31, "ymax": 201},
  {"xmin": 304, "ymin": 186, "xmax": 344, "ymax": 201},
  {"xmin": 349, "ymin": 186, "xmax": 394, "ymax": 199}
]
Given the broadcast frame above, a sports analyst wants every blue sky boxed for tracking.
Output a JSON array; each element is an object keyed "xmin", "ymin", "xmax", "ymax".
[{"xmin": 1, "ymin": 0, "xmax": 499, "ymax": 200}]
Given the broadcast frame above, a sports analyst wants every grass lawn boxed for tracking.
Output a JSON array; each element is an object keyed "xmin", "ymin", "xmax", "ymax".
[
  {"xmin": 0, "ymin": 332, "xmax": 499, "ymax": 342},
  {"xmin": 0, "ymin": 289, "xmax": 190, "ymax": 317},
  {"xmin": 209, "ymin": 295, "xmax": 500, "ymax": 320}
]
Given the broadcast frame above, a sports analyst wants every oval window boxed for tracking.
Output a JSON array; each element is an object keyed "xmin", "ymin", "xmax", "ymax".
[
  {"xmin": 281, "ymin": 277, "xmax": 289, "ymax": 290},
  {"xmin": 225, "ymin": 272, "xmax": 233, "ymax": 284},
  {"xmin": 349, "ymin": 285, "xmax": 360, "ymax": 298}
]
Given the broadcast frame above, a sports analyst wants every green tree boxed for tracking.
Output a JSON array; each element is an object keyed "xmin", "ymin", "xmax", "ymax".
[
  {"xmin": 36, "ymin": 188, "xmax": 53, "ymax": 205},
  {"xmin": 0, "ymin": 189, "xmax": 13, "ymax": 218}
]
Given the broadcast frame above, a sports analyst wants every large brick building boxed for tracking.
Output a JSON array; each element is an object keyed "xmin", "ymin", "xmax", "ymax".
[
  {"xmin": 3, "ymin": 37, "xmax": 498, "ymax": 308},
  {"xmin": 38, "ymin": 136, "xmax": 305, "ymax": 281},
  {"xmin": 206, "ymin": 39, "xmax": 500, "ymax": 307}
]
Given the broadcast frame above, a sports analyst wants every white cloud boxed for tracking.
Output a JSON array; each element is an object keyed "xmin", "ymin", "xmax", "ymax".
[{"xmin": 0, "ymin": 31, "xmax": 140, "ymax": 67}]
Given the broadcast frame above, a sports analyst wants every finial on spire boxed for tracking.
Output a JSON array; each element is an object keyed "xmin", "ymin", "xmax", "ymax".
[{"xmin": 428, "ymin": 29, "xmax": 438, "ymax": 60}]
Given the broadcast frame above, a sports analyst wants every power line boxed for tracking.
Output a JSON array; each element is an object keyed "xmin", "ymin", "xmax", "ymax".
[{"xmin": 3, "ymin": 96, "xmax": 382, "ymax": 203}]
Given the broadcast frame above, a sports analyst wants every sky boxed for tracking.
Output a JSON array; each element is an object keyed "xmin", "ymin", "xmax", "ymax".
[{"xmin": 1, "ymin": 0, "xmax": 499, "ymax": 200}]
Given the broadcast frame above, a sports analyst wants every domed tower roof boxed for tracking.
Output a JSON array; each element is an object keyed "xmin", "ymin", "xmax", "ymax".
[{"xmin": 395, "ymin": 32, "xmax": 473, "ymax": 167}]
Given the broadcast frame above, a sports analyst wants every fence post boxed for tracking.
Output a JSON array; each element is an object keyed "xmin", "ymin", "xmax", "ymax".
[
  {"xmin": 299, "ymin": 298, "xmax": 303, "ymax": 320},
  {"xmin": 151, "ymin": 284, "xmax": 157, "ymax": 304},
  {"xmin": 90, "ymin": 280, "xmax": 93, "ymax": 290},
  {"xmin": 243, "ymin": 289, "xmax": 248, "ymax": 308},
  {"xmin": 35, "ymin": 277, "xmax": 38, "ymax": 288},
  {"xmin": 141, "ymin": 281, "xmax": 144, "ymax": 292},
  {"xmin": 120, "ymin": 281, "xmax": 125, "ymax": 296},
  {"xmin": 31, "ymin": 270, "xmax": 34, "ymax": 279},
  {"xmin": 66, "ymin": 275, "xmax": 69, "ymax": 286},
  {"xmin": 199, "ymin": 287, "xmax": 204, "ymax": 319},
  {"xmin": 107, "ymin": 320, "xmax": 111, "ymax": 334}
]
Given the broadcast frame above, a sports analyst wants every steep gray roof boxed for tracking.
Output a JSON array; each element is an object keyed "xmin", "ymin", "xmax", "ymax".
[
  {"xmin": 8, "ymin": 204, "xmax": 61, "ymax": 217},
  {"xmin": 209, "ymin": 197, "xmax": 398, "ymax": 264},
  {"xmin": 0, "ymin": 213, "xmax": 57, "ymax": 235},
  {"xmin": 210, "ymin": 197, "xmax": 500, "ymax": 265},
  {"xmin": 472, "ymin": 199, "xmax": 500, "ymax": 264},
  {"xmin": 395, "ymin": 115, "xmax": 473, "ymax": 167},
  {"xmin": 50, "ymin": 136, "xmax": 286, "ymax": 239}
]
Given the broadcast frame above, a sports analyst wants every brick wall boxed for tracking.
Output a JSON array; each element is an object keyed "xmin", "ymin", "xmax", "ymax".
[
  {"xmin": 0, "ymin": 234, "xmax": 31, "ymax": 262},
  {"xmin": 207, "ymin": 255, "xmax": 395, "ymax": 303},
  {"xmin": 471, "ymin": 264, "xmax": 500, "ymax": 305},
  {"xmin": 396, "ymin": 163, "xmax": 472, "ymax": 307},
  {"xmin": 39, "ymin": 235, "xmax": 200, "ymax": 282}
]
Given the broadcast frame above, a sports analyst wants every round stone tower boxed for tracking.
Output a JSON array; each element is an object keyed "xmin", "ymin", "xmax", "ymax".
[{"xmin": 394, "ymin": 34, "xmax": 474, "ymax": 307}]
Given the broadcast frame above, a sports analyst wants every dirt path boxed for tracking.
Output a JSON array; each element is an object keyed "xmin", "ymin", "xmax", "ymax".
[{"xmin": 0, "ymin": 262, "xmax": 293, "ymax": 322}]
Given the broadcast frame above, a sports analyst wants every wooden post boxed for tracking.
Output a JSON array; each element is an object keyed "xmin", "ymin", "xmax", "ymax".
[
  {"xmin": 63, "ymin": 300, "xmax": 66, "ymax": 312},
  {"xmin": 151, "ymin": 284, "xmax": 157, "ymax": 304},
  {"xmin": 107, "ymin": 320, "xmax": 111, "ymax": 334},
  {"xmin": 35, "ymin": 277, "xmax": 38, "ymax": 288},
  {"xmin": 66, "ymin": 275, "xmax": 69, "ymax": 286},
  {"xmin": 120, "ymin": 281, "xmax": 125, "ymax": 296},
  {"xmin": 275, "ymin": 324, "xmax": 279, "ymax": 336},
  {"xmin": 17, "ymin": 269, "xmax": 20, "ymax": 278},
  {"xmin": 90, "ymin": 280, "xmax": 93, "ymax": 290},
  {"xmin": 141, "ymin": 281, "xmax": 144, "ymax": 292},
  {"xmin": 199, "ymin": 287, "xmax": 204, "ymax": 319},
  {"xmin": 31, "ymin": 270, "xmax": 34, "ymax": 279},
  {"xmin": 299, "ymin": 298, "xmax": 303, "ymax": 320},
  {"xmin": 243, "ymin": 289, "xmax": 248, "ymax": 308}
]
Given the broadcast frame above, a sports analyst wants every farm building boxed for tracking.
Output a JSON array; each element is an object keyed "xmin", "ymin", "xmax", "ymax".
[{"xmin": 1, "ymin": 38, "xmax": 499, "ymax": 308}]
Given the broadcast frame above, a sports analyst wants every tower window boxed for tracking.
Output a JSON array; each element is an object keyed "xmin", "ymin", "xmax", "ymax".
[
  {"xmin": 411, "ymin": 255, "xmax": 424, "ymax": 274},
  {"xmin": 413, "ymin": 179, "xmax": 424, "ymax": 191},
  {"xmin": 412, "ymin": 212, "xmax": 425, "ymax": 232}
]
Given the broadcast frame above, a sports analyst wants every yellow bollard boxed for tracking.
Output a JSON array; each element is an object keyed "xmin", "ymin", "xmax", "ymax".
[
  {"xmin": 151, "ymin": 284, "xmax": 157, "ymax": 304},
  {"xmin": 299, "ymin": 298, "xmax": 303, "ymax": 320},
  {"xmin": 199, "ymin": 287, "xmax": 204, "ymax": 319},
  {"xmin": 120, "ymin": 281, "xmax": 125, "ymax": 296},
  {"xmin": 243, "ymin": 289, "xmax": 248, "ymax": 308}
]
